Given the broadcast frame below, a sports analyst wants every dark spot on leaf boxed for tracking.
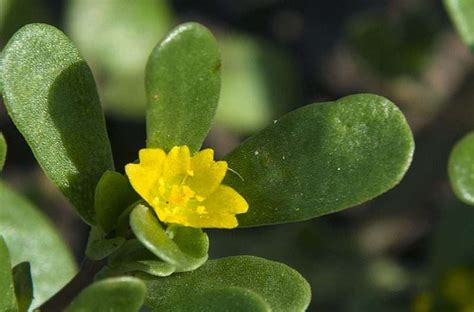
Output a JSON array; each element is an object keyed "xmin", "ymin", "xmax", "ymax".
[{"xmin": 212, "ymin": 61, "xmax": 222, "ymax": 74}]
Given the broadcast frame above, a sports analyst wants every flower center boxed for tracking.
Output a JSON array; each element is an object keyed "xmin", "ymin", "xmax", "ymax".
[
  {"xmin": 169, "ymin": 184, "xmax": 195, "ymax": 206},
  {"xmin": 153, "ymin": 171, "xmax": 207, "ymax": 214}
]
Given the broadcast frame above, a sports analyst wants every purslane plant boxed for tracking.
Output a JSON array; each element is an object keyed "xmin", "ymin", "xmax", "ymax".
[{"xmin": 0, "ymin": 22, "xmax": 414, "ymax": 311}]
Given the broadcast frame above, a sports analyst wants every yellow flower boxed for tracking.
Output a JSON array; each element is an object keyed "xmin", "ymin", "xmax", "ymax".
[{"xmin": 125, "ymin": 146, "xmax": 248, "ymax": 229}]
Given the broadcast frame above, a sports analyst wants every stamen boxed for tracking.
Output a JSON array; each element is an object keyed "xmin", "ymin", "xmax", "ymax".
[{"xmin": 196, "ymin": 206, "xmax": 207, "ymax": 214}]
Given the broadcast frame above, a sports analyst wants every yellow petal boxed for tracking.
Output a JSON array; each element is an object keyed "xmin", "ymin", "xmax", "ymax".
[
  {"xmin": 125, "ymin": 148, "xmax": 166, "ymax": 203},
  {"xmin": 126, "ymin": 145, "xmax": 249, "ymax": 229},
  {"xmin": 203, "ymin": 185, "xmax": 249, "ymax": 214},
  {"xmin": 188, "ymin": 149, "xmax": 228, "ymax": 197},
  {"xmin": 139, "ymin": 148, "xmax": 166, "ymax": 166},
  {"xmin": 153, "ymin": 185, "xmax": 246, "ymax": 229},
  {"xmin": 162, "ymin": 146, "xmax": 191, "ymax": 183},
  {"xmin": 155, "ymin": 204, "xmax": 238, "ymax": 229},
  {"xmin": 183, "ymin": 213, "xmax": 238, "ymax": 229}
]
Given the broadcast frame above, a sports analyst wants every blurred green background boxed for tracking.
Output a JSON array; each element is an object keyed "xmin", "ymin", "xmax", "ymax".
[{"xmin": 1, "ymin": 0, "xmax": 474, "ymax": 311}]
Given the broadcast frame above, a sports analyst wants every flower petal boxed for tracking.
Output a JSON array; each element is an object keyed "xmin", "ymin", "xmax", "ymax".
[
  {"xmin": 125, "ymin": 148, "xmax": 166, "ymax": 203},
  {"xmin": 162, "ymin": 146, "xmax": 191, "ymax": 183},
  {"xmin": 126, "ymin": 146, "xmax": 249, "ymax": 229},
  {"xmin": 188, "ymin": 149, "xmax": 228, "ymax": 197},
  {"xmin": 139, "ymin": 148, "xmax": 166, "ymax": 166},
  {"xmin": 183, "ymin": 213, "xmax": 238, "ymax": 229},
  {"xmin": 153, "ymin": 184, "xmax": 248, "ymax": 229},
  {"xmin": 203, "ymin": 185, "xmax": 249, "ymax": 215},
  {"xmin": 155, "ymin": 205, "xmax": 238, "ymax": 229}
]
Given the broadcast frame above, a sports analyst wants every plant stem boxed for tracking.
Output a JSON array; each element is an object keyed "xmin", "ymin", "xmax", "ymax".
[{"xmin": 36, "ymin": 258, "xmax": 106, "ymax": 311}]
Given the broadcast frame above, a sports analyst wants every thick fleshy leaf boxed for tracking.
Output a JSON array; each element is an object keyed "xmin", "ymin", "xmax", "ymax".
[
  {"xmin": 175, "ymin": 287, "xmax": 271, "ymax": 312},
  {"xmin": 141, "ymin": 255, "xmax": 311, "ymax": 312},
  {"xmin": 225, "ymin": 94, "xmax": 414, "ymax": 227},
  {"xmin": 145, "ymin": 22, "xmax": 221, "ymax": 152},
  {"xmin": 0, "ymin": 181, "xmax": 77, "ymax": 307},
  {"xmin": 0, "ymin": 132, "xmax": 6, "ymax": 171},
  {"xmin": 444, "ymin": 0, "xmax": 474, "ymax": 51},
  {"xmin": 66, "ymin": 0, "xmax": 173, "ymax": 118},
  {"xmin": 95, "ymin": 171, "xmax": 139, "ymax": 232},
  {"xmin": 108, "ymin": 239, "xmax": 156, "ymax": 265},
  {"xmin": 85, "ymin": 226, "xmax": 126, "ymax": 260},
  {"xmin": 104, "ymin": 239, "xmax": 176, "ymax": 277},
  {"xmin": 130, "ymin": 204, "xmax": 208, "ymax": 272},
  {"xmin": 166, "ymin": 224, "xmax": 209, "ymax": 259},
  {"xmin": 0, "ymin": 237, "xmax": 18, "ymax": 311},
  {"xmin": 12, "ymin": 262, "xmax": 33, "ymax": 312},
  {"xmin": 103, "ymin": 260, "xmax": 176, "ymax": 278},
  {"xmin": 66, "ymin": 277, "xmax": 146, "ymax": 312},
  {"xmin": 0, "ymin": 23, "xmax": 114, "ymax": 224},
  {"xmin": 448, "ymin": 132, "xmax": 474, "ymax": 205}
]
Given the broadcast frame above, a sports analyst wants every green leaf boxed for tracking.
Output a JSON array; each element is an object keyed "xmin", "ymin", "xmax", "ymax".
[
  {"xmin": 109, "ymin": 239, "xmax": 154, "ymax": 265},
  {"xmin": 448, "ymin": 132, "xmax": 474, "ymax": 205},
  {"xmin": 66, "ymin": 277, "xmax": 146, "ymax": 312},
  {"xmin": 0, "ymin": 236, "xmax": 18, "ymax": 312},
  {"xmin": 225, "ymin": 94, "xmax": 414, "ymax": 226},
  {"xmin": 85, "ymin": 226, "xmax": 125, "ymax": 261},
  {"xmin": 130, "ymin": 204, "xmax": 208, "ymax": 272},
  {"xmin": 0, "ymin": 181, "xmax": 77, "ymax": 307},
  {"xmin": 166, "ymin": 224, "xmax": 209, "ymax": 259},
  {"xmin": 66, "ymin": 0, "xmax": 173, "ymax": 118},
  {"xmin": 12, "ymin": 262, "xmax": 33, "ymax": 312},
  {"xmin": 0, "ymin": 23, "xmax": 114, "ymax": 224},
  {"xmin": 141, "ymin": 255, "xmax": 311, "ymax": 312},
  {"xmin": 0, "ymin": 132, "xmax": 6, "ymax": 171},
  {"xmin": 95, "ymin": 171, "xmax": 139, "ymax": 232},
  {"xmin": 115, "ymin": 201, "xmax": 139, "ymax": 236},
  {"xmin": 104, "ymin": 260, "xmax": 176, "ymax": 278},
  {"xmin": 444, "ymin": 0, "xmax": 474, "ymax": 51},
  {"xmin": 145, "ymin": 22, "xmax": 221, "ymax": 152},
  {"xmin": 107, "ymin": 239, "xmax": 176, "ymax": 277},
  {"xmin": 175, "ymin": 287, "xmax": 271, "ymax": 312}
]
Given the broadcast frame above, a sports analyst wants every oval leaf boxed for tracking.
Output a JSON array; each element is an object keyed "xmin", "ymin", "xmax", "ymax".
[
  {"xmin": 140, "ymin": 255, "xmax": 311, "ymax": 312},
  {"xmin": 103, "ymin": 260, "xmax": 176, "ymax": 278},
  {"xmin": 66, "ymin": 277, "xmax": 146, "ymax": 312},
  {"xmin": 95, "ymin": 171, "xmax": 139, "ymax": 232},
  {"xmin": 107, "ymin": 239, "xmax": 176, "ymax": 277},
  {"xmin": 448, "ymin": 132, "xmax": 474, "ymax": 205},
  {"xmin": 225, "ymin": 94, "xmax": 414, "ymax": 226},
  {"xmin": 166, "ymin": 224, "xmax": 209, "ymax": 259},
  {"xmin": 444, "ymin": 0, "xmax": 474, "ymax": 51},
  {"xmin": 0, "ymin": 237, "xmax": 18, "ymax": 311},
  {"xmin": 0, "ymin": 23, "xmax": 114, "ymax": 224},
  {"xmin": 130, "ymin": 204, "xmax": 208, "ymax": 272},
  {"xmin": 0, "ymin": 132, "xmax": 6, "ymax": 171},
  {"xmin": 176, "ymin": 287, "xmax": 271, "ymax": 312},
  {"xmin": 12, "ymin": 262, "xmax": 33, "ymax": 312},
  {"xmin": 145, "ymin": 22, "xmax": 221, "ymax": 152},
  {"xmin": 0, "ymin": 181, "xmax": 77, "ymax": 307}
]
